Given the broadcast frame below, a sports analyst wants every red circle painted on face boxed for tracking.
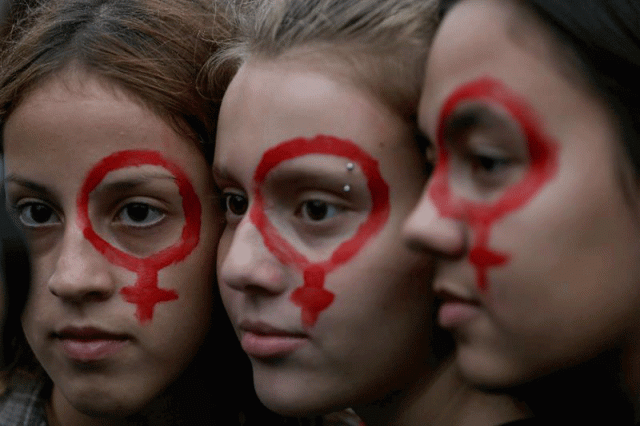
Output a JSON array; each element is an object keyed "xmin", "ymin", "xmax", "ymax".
[
  {"xmin": 250, "ymin": 135, "xmax": 390, "ymax": 328},
  {"xmin": 77, "ymin": 150, "xmax": 201, "ymax": 323},
  {"xmin": 429, "ymin": 77, "xmax": 559, "ymax": 291}
]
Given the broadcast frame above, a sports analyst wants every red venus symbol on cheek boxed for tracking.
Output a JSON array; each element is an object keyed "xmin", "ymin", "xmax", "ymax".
[
  {"xmin": 429, "ymin": 77, "xmax": 559, "ymax": 291},
  {"xmin": 250, "ymin": 135, "xmax": 390, "ymax": 328},
  {"xmin": 77, "ymin": 150, "xmax": 201, "ymax": 323}
]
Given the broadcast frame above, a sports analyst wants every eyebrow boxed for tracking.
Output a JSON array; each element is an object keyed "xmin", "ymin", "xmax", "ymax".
[
  {"xmin": 441, "ymin": 102, "xmax": 527, "ymax": 150},
  {"xmin": 443, "ymin": 104, "xmax": 511, "ymax": 140},
  {"xmin": 91, "ymin": 172, "xmax": 177, "ymax": 197},
  {"xmin": 4, "ymin": 175, "xmax": 57, "ymax": 197}
]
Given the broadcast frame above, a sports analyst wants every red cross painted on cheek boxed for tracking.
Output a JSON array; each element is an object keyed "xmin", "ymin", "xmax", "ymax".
[
  {"xmin": 250, "ymin": 135, "xmax": 390, "ymax": 328},
  {"xmin": 77, "ymin": 150, "xmax": 201, "ymax": 323},
  {"xmin": 429, "ymin": 77, "xmax": 559, "ymax": 292}
]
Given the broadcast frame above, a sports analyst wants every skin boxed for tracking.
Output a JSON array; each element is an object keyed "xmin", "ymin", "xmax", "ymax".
[
  {"xmin": 404, "ymin": 0, "xmax": 640, "ymax": 390},
  {"xmin": 3, "ymin": 69, "xmax": 219, "ymax": 425},
  {"xmin": 214, "ymin": 57, "xmax": 437, "ymax": 424}
]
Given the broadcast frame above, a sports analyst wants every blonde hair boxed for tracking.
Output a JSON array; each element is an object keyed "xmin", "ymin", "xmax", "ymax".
[{"xmin": 207, "ymin": 0, "xmax": 439, "ymax": 119}]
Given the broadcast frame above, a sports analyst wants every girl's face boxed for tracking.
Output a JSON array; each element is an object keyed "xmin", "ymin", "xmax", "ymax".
[
  {"xmin": 214, "ymin": 58, "xmax": 433, "ymax": 415},
  {"xmin": 404, "ymin": 0, "xmax": 640, "ymax": 388},
  {"xmin": 3, "ymin": 71, "xmax": 219, "ymax": 416}
]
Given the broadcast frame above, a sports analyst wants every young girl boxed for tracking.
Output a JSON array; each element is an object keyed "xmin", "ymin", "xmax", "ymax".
[
  {"xmin": 404, "ymin": 0, "xmax": 640, "ymax": 422},
  {"xmin": 209, "ymin": 0, "xmax": 529, "ymax": 425},
  {"xmin": 0, "ymin": 0, "xmax": 278, "ymax": 424}
]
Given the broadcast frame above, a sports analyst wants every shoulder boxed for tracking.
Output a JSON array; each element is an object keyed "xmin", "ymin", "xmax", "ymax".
[{"xmin": 0, "ymin": 373, "xmax": 49, "ymax": 426}]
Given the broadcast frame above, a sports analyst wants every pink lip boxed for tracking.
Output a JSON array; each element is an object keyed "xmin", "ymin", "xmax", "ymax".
[
  {"xmin": 436, "ymin": 291, "xmax": 482, "ymax": 329},
  {"xmin": 239, "ymin": 321, "xmax": 308, "ymax": 359},
  {"xmin": 55, "ymin": 327, "xmax": 130, "ymax": 362}
]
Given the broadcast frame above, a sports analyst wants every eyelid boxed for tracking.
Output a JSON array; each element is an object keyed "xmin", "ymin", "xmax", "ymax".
[
  {"xmin": 113, "ymin": 202, "xmax": 167, "ymax": 228},
  {"xmin": 443, "ymin": 103, "xmax": 529, "ymax": 157},
  {"xmin": 220, "ymin": 188, "xmax": 249, "ymax": 223},
  {"xmin": 12, "ymin": 199, "xmax": 62, "ymax": 228}
]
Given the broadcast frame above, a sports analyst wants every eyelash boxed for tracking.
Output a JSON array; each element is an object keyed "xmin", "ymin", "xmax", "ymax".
[
  {"xmin": 114, "ymin": 202, "xmax": 166, "ymax": 228},
  {"xmin": 295, "ymin": 199, "xmax": 343, "ymax": 223},
  {"xmin": 219, "ymin": 191, "xmax": 347, "ymax": 229},
  {"xmin": 13, "ymin": 200, "xmax": 61, "ymax": 229},
  {"xmin": 220, "ymin": 191, "xmax": 249, "ymax": 224}
]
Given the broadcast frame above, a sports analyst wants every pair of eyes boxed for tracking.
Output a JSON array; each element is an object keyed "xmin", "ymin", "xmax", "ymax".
[
  {"xmin": 221, "ymin": 192, "xmax": 341, "ymax": 223},
  {"xmin": 14, "ymin": 201, "xmax": 164, "ymax": 229}
]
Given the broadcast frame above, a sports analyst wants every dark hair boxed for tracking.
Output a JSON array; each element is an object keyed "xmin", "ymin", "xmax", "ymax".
[{"xmin": 440, "ymin": 0, "xmax": 640, "ymax": 183}]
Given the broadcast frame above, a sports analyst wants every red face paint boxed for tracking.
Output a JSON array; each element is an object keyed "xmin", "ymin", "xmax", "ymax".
[
  {"xmin": 429, "ymin": 77, "xmax": 559, "ymax": 291},
  {"xmin": 77, "ymin": 150, "xmax": 201, "ymax": 323},
  {"xmin": 250, "ymin": 135, "xmax": 390, "ymax": 328}
]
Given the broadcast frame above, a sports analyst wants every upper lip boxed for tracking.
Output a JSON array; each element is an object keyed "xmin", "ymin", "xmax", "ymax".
[
  {"xmin": 434, "ymin": 288, "xmax": 481, "ymax": 306},
  {"xmin": 238, "ymin": 320, "xmax": 307, "ymax": 338},
  {"xmin": 54, "ymin": 326, "xmax": 131, "ymax": 341}
]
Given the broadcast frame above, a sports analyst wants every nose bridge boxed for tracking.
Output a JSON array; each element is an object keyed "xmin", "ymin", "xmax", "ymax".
[
  {"xmin": 219, "ymin": 217, "xmax": 286, "ymax": 294},
  {"xmin": 403, "ymin": 188, "xmax": 467, "ymax": 258},
  {"xmin": 48, "ymin": 219, "xmax": 115, "ymax": 301}
]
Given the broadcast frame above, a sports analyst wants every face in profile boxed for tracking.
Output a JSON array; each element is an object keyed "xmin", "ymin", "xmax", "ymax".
[
  {"xmin": 404, "ymin": 0, "xmax": 640, "ymax": 388},
  {"xmin": 3, "ymin": 70, "xmax": 219, "ymax": 416},
  {"xmin": 214, "ymin": 58, "xmax": 434, "ymax": 415}
]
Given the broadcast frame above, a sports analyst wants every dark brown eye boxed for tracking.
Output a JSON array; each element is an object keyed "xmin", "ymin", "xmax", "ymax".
[
  {"xmin": 125, "ymin": 203, "xmax": 150, "ymax": 222},
  {"xmin": 117, "ymin": 203, "xmax": 164, "ymax": 227},
  {"xmin": 31, "ymin": 204, "xmax": 54, "ymax": 223},
  {"xmin": 17, "ymin": 202, "xmax": 59, "ymax": 227},
  {"xmin": 222, "ymin": 193, "xmax": 248, "ymax": 216},
  {"xmin": 299, "ymin": 200, "xmax": 340, "ymax": 222}
]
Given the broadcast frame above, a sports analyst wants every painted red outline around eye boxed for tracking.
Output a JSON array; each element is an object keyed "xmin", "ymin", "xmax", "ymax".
[
  {"xmin": 429, "ymin": 76, "xmax": 559, "ymax": 291},
  {"xmin": 250, "ymin": 135, "xmax": 390, "ymax": 327},
  {"xmin": 77, "ymin": 150, "xmax": 201, "ymax": 323}
]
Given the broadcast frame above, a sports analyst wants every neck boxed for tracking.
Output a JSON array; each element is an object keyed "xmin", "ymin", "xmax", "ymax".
[
  {"xmin": 355, "ymin": 359, "xmax": 528, "ymax": 426},
  {"xmin": 512, "ymin": 348, "xmax": 635, "ymax": 424}
]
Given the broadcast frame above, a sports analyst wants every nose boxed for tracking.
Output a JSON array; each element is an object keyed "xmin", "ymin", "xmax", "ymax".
[
  {"xmin": 218, "ymin": 218, "xmax": 287, "ymax": 295},
  {"xmin": 403, "ymin": 187, "xmax": 467, "ymax": 258},
  {"xmin": 48, "ymin": 224, "xmax": 116, "ymax": 303}
]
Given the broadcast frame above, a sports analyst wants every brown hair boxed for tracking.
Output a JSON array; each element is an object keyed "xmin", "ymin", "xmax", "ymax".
[
  {"xmin": 0, "ymin": 0, "xmax": 230, "ymax": 162},
  {"xmin": 205, "ymin": 0, "xmax": 439, "ymax": 120}
]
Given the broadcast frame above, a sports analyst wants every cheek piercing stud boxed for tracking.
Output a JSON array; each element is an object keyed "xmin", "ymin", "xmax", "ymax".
[
  {"xmin": 346, "ymin": 162, "xmax": 355, "ymax": 171},
  {"xmin": 343, "ymin": 184, "xmax": 351, "ymax": 192}
]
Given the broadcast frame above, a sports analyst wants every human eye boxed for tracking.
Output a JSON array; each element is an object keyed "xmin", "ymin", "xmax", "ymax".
[
  {"xmin": 220, "ymin": 190, "xmax": 248, "ymax": 223},
  {"xmin": 114, "ymin": 202, "xmax": 166, "ymax": 228},
  {"xmin": 467, "ymin": 146, "xmax": 515, "ymax": 187},
  {"xmin": 296, "ymin": 199, "xmax": 342, "ymax": 223},
  {"xmin": 13, "ymin": 200, "xmax": 60, "ymax": 228}
]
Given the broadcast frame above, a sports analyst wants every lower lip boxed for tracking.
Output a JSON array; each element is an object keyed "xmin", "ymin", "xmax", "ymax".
[
  {"xmin": 59, "ymin": 339, "xmax": 128, "ymax": 361},
  {"xmin": 241, "ymin": 332, "xmax": 307, "ymax": 359},
  {"xmin": 438, "ymin": 301, "xmax": 481, "ymax": 328}
]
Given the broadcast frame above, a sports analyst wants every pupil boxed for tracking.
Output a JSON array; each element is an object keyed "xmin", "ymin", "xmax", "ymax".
[
  {"xmin": 478, "ymin": 156, "xmax": 496, "ymax": 171},
  {"xmin": 228, "ymin": 194, "xmax": 248, "ymax": 215},
  {"xmin": 127, "ymin": 204, "xmax": 149, "ymax": 222},
  {"xmin": 32, "ymin": 204, "xmax": 52, "ymax": 223},
  {"xmin": 305, "ymin": 201, "xmax": 327, "ymax": 221}
]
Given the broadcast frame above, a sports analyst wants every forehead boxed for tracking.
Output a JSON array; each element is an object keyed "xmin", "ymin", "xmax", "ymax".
[
  {"xmin": 215, "ymin": 58, "xmax": 407, "ymax": 169},
  {"xmin": 3, "ymin": 71, "xmax": 203, "ymax": 179},
  {"xmin": 420, "ymin": 0, "xmax": 562, "ymax": 131}
]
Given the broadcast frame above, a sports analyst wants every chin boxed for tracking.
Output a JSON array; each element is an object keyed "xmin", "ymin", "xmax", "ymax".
[
  {"xmin": 64, "ymin": 386, "xmax": 152, "ymax": 419},
  {"xmin": 455, "ymin": 346, "xmax": 536, "ymax": 391},
  {"xmin": 252, "ymin": 369, "xmax": 343, "ymax": 417},
  {"xmin": 255, "ymin": 387, "xmax": 325, "ymax": 417}
]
